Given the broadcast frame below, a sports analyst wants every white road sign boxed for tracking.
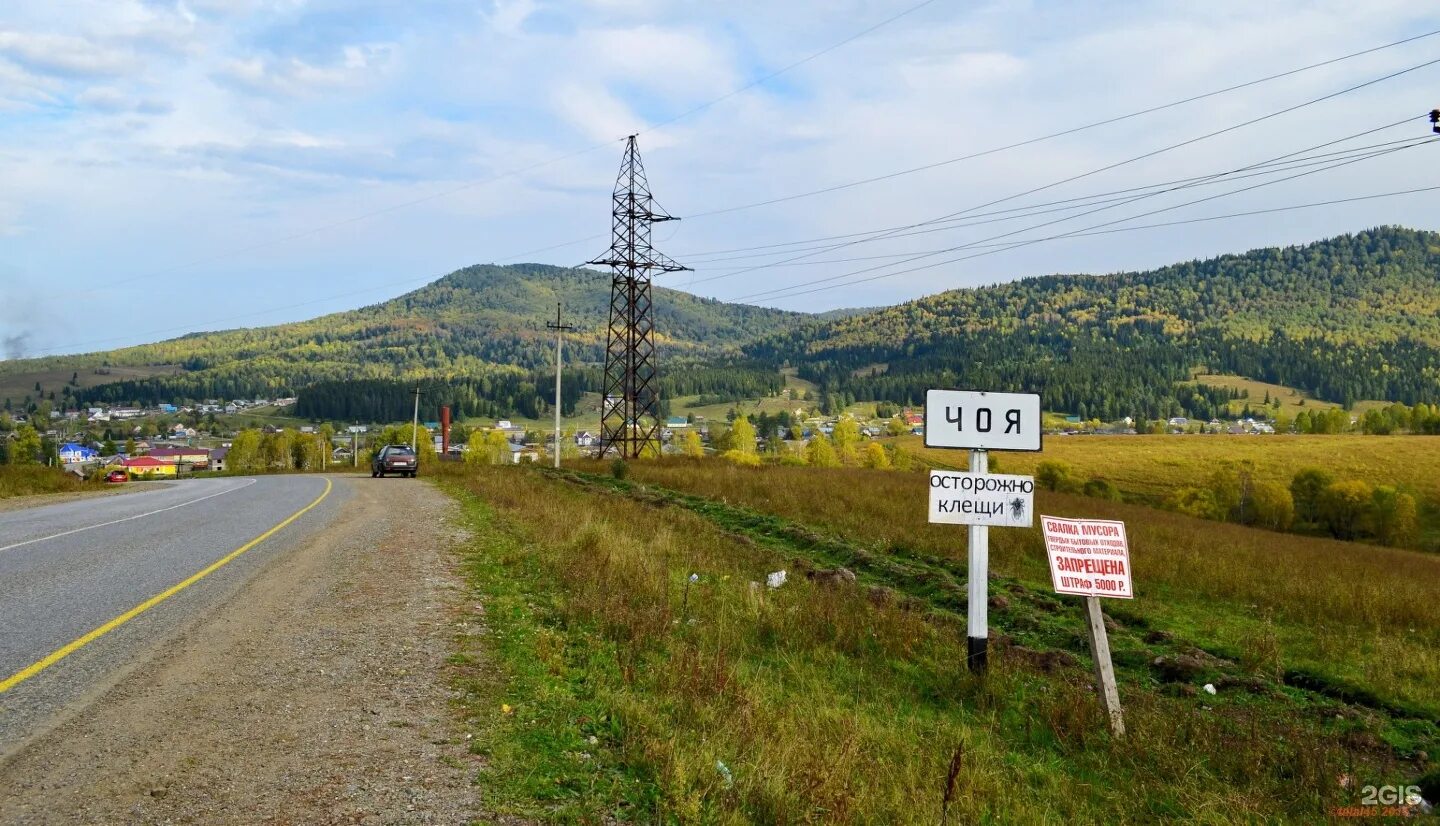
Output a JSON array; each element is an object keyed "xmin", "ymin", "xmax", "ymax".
[
  {"xmin": 924, "ymin": 389, "xmax": 1042, "ymax": 452},
  {"xmin": 1041, "ymin": 516, "xmax": 1133, "ymax": 599},
  {"xmin": 928, "ymin": 470, "xmax": 1035, "ymax": 527}
]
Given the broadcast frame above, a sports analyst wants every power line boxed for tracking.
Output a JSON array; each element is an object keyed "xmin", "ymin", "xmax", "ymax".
[
  {"xmin": 737, "ymin": 136, "xmax": 1435, "ymax": 302},
  {"xmin": 715, "ymin": 118, "xmax": 1428, "ymax": 297},
  {"xmin": 479, "ymin": 28, "xmax": 1440, "ymax": 272},
  {"xmin": 696, "ymin": 54, "xmax": 1440, "ymax": 287},
  {"xmin": 745, "ymin": 137, "xmax": 1440, "ymax": 304},
  {"xmin": 683, "ymin": 26, "xmax": 1440, "ymax": 221},
  {"xmin": 753, "ymin": 179, "xmax": 1440, "ymax": 304},
  {"xmin": 680, "ymin": 135, "xmax": 1429, "ymax": 267}
]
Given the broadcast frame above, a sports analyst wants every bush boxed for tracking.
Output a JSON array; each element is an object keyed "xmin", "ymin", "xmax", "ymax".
[
  {"xmin": 1316, "ymin": 479, "xmax": 1374, "ymax": 539},
  {"xmin": 1163, "ymin": 486, "xmax": 1220, "ymax": 520},
  {"xmin": 722, "ymin": 450, "xmax": 761, "ymax": 467},
  {"xmin": 1290, "ymin": 467, "xmax": 1334, "ymax": 525},
  {"xmin": 610, "ymin": 458, "xmax": 629, "ymax": 480},
  {"xmin": 1081, "ymin": 477, "xmax": 1122, "ymax": 501},
  {"xmin": 1036, "ymin": 460, "xmax": 1079, "ymax": 492},
  {"xmin": 1248, "ymin": 481, "xmax": 1295, "ymax": 531},
  {"xmin": 1370, "ymin": 486, "xmax": 1418, "ymax": 547}
]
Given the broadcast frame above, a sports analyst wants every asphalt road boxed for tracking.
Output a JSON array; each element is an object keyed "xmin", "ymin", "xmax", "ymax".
[{"xmin": 0, "ymin": 475, "xmax": 349, "ymax": 753}]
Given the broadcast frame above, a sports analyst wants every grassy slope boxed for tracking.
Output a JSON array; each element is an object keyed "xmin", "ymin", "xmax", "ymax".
[
  {"xmin": 0, "ymin": 365, "xmax": 182, "ymax": 407},
  {"xmin": 0, "ymin": 466, "xmax": 103, "ymax": 498},
  {"xmin": 617, "ymin": 461, "xmax": 1440, "ymax": 718},
  {"xmin": 434, "ymin": 462, "xmax": 1438, "ymax": 823}
]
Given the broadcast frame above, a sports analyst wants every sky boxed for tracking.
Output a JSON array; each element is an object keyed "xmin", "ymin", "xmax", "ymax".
[{"xmin": 3, "ymin": 0, "xmax": 1440, "ymax": 357}]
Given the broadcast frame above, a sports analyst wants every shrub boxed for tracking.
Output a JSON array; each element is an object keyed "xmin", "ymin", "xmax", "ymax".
[
  {"xmin": 1316, "ymin": 479, "xmax": 1374, "ymax": 539},
  {"xmin": 1370, "ymin": 486, "xmax": 1418, "ymax": 547},
  {"xmin": 722, "ymin": 450, "xmax": 761, "ymax": 467},
  {"xmin": 1290, "ymin": 467, "xmax": 1334, "ymax": 525},
  {"xmin": 1035, "ymin": 460, "xmax": 1079, "ymax": 492},
  {"xmin": 805, "ymin": 437, "xmax": 839, "ymax": 468},
  {"xmin": 860, "ymin": 442, "xmax": 891, "ymax": 470},
  {"xmin": 1163, "ymin": 486, "xmax": 1220, "ymax": 520},
  {"xmin": 610, "ymin": 458, "xmax": 629, "ymax": 480},
  {"xmin": 1082, "ymin": 477, "xmax": 1122, "ymax": 501},
  {"xmin": 1248, "ymin": 481, "xmax": 1295, "ymax": 531}
]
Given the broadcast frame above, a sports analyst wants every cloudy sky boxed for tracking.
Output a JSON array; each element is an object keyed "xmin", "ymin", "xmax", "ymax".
[{"xmin": 3, "ymin": 0, "xmax": 1440, "ymax": 357}]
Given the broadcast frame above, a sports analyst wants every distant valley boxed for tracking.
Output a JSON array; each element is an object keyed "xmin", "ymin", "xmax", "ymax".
[{"xmin": 3, "ymin": 226, "xmax": 1439, "ymax": 423}]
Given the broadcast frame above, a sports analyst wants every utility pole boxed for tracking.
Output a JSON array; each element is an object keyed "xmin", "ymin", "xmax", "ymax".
[
  {"xmin": 352, "ymin": 424, "xmax": 358, "ymax": 468},
  {"xmin": 547, "ymin": 302, "xmax": 575, "ymax": 468},
  {"xmin": 588, "ymin": 136, "xmax": 689, "ymax": 459},
  {"xmin": 411, "ymin": 386, "xmax": 422, "ymax": 452}
]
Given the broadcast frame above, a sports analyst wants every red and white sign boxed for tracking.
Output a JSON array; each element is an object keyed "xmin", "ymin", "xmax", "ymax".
[{"xmin": 1041, "ymin": 516, "xmax": 1133, "ymax": 599}]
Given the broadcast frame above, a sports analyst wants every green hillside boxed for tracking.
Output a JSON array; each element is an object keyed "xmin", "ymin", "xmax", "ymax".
[
  {"xmin": 750, "ymin": 226, "xmax": 1440, "ymax": 419},
  {"xmin": 0, "ymin": 264, "xmax": 807, "ymax": 412}
]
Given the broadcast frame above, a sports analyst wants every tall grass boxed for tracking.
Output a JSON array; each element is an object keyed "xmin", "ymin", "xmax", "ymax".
[
  {"xmin": 611, "ymin": 460, "xmax": 1440, "ymax": 715},
  {"xmin": 437, "ymin": 464, "xmax": 1426, "ymax": 823},
  {"xmin": 0, "ymin": 465, "xmax": 102, "ymax": 499}
]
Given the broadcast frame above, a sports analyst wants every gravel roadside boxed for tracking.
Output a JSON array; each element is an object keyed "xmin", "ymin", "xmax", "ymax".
[{"xmin": 0, "ymin": 474, "xmax": 495, "ymax": 825}]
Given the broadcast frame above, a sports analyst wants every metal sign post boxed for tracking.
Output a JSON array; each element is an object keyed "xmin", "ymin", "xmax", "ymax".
[
  {"xmin": 924, "ymin": 388, "xmax": 1042, "ymax": 677},
  {"xmin": 966, "ymin": 447, "xmax": 990, "ymax": 673}
]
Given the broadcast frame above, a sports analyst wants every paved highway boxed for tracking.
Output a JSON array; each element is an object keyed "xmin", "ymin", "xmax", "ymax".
[{"xmin": 0, "ymin": 475, "xmax": 348, "ymax": 752}]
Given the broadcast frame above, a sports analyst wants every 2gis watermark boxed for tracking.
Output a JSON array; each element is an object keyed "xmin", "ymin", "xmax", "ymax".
[{"xmin": 1332, "ymin": 783, "xmax": 1431, "ymax": 819}]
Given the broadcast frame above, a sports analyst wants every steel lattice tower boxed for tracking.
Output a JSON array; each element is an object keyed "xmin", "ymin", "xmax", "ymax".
[{"xmin": 588, "ymin": 136, "xmax": 689, "ymax": 458}]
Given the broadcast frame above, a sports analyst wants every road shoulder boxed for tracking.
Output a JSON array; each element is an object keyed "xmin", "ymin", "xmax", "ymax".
[{"xmin": 0, "ymin": 474, "xmax": 487, "ymax": 825}]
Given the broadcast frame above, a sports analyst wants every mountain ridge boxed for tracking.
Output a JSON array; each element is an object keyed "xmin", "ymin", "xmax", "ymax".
[{"xmin": 2, "ymin": 227, "xmax": 1438, "ymax": 421}]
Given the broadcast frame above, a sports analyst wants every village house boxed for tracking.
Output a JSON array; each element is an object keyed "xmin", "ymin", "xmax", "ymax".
[{"xmin": 121, "ymin": 456, "xmax": 176, "ymax": 477}]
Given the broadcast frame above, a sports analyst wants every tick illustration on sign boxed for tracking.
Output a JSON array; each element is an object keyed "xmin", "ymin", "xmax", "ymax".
[{"xmin": 1009, "ymin": 497, "xmax": 1027, "ymax": 520}]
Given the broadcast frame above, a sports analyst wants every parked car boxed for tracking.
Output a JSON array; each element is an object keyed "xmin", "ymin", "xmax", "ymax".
[
  {"xmin": 371, "ymin": 445, "xmax": 419, "ymax": 478},
  {"xmin": 105, "ymin": 469, "xmax": 128, "ymax": 483}
]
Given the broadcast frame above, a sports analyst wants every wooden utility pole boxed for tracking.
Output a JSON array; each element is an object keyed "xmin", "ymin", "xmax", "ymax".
[
  {"xmin": 547, "ymin": 303, "xmax": 575, "ymax": 469},
  {"xmin": 410, "ymin": 386, "xmax": 422, "ymax": 452}
]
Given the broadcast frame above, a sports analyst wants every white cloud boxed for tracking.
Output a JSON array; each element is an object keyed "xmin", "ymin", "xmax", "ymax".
[
  {"xmin": 0, "ymin": 30, "xmax": 138, "ymax": 77},
  {"xmin": 5, "ymin": 0, "xmax": 1440, "ymax": 357},
  {"xmin": 215, "ymin": 43, "xmax": 396, "ymax": 96}
]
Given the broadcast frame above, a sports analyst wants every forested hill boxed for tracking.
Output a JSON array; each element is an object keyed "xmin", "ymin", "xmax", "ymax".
[
  {"xmin": 1, "ymin": 264, "xmax": 808, "ymax": 406},
  {"xmin": 749, "ymin": 226, "xmax": 1440, "ymax": 419}
]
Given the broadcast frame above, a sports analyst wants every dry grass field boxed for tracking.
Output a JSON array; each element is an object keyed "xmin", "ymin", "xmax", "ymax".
[
  {"xmin": 615, "ymin": 460, "xmax": 1440, "ymax": 717},
  {"xmin": 435, "ymin": 461, "xmax": 1440, "ymax": 822},
  {"xmin": 903, "ymin": 433, "xmax": 1440, "ymax": 506}
]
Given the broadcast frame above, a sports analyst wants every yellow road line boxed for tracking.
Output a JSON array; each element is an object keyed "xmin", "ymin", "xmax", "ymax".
[{"xmin": 0, "ymin": 477, "xmax": 333, "ymax": 695}]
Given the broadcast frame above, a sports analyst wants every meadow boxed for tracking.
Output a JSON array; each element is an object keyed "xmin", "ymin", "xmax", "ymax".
[
  {"xmin": 615, "ymin": 460, "xmax": 1440, "ymax": 715},
  {"xmin": 0, "ymin": 465, "xmax": 103, "ymax": 499},
  {"xmin": 434, "ymin": 461, "xmax": 1439, "ymax": 823},
  {"xmin": 903, "ymin": 433, "xmax": 1440, "ymax": 524}
]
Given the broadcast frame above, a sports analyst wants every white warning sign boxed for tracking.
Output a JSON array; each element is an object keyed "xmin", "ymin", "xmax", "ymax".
[
  {"xmin": 1041, "ymin": 516, "xmax": 1133, "ymax": 599},
  {"xmin": 927, "ymin": 470, "xmax": 1035, "ymax": 528}
]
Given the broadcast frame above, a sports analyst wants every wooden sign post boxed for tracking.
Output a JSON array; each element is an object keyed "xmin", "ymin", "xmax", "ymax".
[
  {"xmin": 1041, "ymin": 515, "xmax": 1132, "ymax": 737},
  {"xmin": 1083, "ymin": 595, "xmax": 1125, "ymax": 736}
]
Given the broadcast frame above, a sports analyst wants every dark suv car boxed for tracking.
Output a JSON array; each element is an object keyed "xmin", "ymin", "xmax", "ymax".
[{"xmin": 371, "ymin": 445, "xmax": 419, "ymax": 478}]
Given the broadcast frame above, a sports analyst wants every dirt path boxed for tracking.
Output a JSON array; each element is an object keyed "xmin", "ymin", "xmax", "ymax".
[{"xmin": 0, "ymin": 474, "xmax": 491, "ymax": 825}]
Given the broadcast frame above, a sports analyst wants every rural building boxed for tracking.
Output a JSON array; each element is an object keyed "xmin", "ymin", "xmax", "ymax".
[
  {"xmin": 58, "ymin": 443, "xmax": 98, "ymax": 464},
  {"xmin": 209, "ymin": 447, "xmax": 229, "ymax": 472},
  {"xmin": 148, "ymin": 446, "xmax": 211, "ymax": 467},
  {"xmin": 121, "ymin": 456, "xmax": 176, "ymax": 477}
]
